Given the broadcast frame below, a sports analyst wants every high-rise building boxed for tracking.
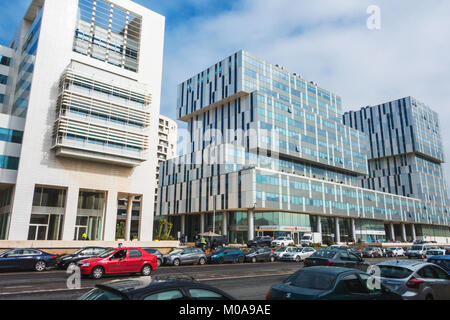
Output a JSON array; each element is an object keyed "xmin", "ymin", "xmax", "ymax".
[
  {"xmin": 0, "ymin": 0, "xmax": 165, "ymax": 241},
  {"xmin": 157, "ymin": 50, "xmax": 450, "ymax": 244},
  {"xmin": 155, "ymin": 115, "xmax": 177, "ymax": 211},
  {"xmin": 344, "ymin": 97, "xmax": 450, "ymax": 240}
]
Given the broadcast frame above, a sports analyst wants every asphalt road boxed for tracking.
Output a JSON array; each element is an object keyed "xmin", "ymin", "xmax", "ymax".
[{"xmin": 0, "ymin": 257, "xmax": 409, "ymax": 300}]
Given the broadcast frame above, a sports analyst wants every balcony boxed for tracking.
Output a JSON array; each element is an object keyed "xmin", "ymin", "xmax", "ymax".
[{"xmin": 52, "ymin": 137, "xmax": 147, "ymax": 167}]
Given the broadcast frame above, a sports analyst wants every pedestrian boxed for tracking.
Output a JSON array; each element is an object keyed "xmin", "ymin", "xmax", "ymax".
[
  {"xmin": 81, "ymin": 233, "xmax": 87, "ymax": 241},
  {"xmin": 212, "ymin": 238, "xmax": 217, "ymax": 250},
  {"xmin": 201, "ymin": 236, "xmax": 207, "ymax": 251},
  {"xmin": 180, "ymin": 233, "xmax": 185, "ymax": 245}
]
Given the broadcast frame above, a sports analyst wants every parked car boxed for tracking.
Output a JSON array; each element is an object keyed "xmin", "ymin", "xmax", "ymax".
[
  {"xmin": 163, "ymin": 247, "xmax": 206, "ymax": 266},
  {"xmin": 273, "ymin": 247, "xmax": 297, "ymax": 260},
  {"xmin": 244, "ymin": 247, "xmax": 275, "ymax": 263},
  {"xmin": 78, "ymin": 247, "xmax": 157, "ymax": 279},
  {"xmin": 208, "ymin": 247, "xmax": 244, "ymax": 264},
  {"xmin": 80, "ymin": 278, "xmax": 236, "ymax": 300},
  {"xmin": 142, "ymin": 248, "xmax": 163, "ymax": 267},
  {"xmin": 247, "ymin": 236, "xmax": 273, "ymax": 248},
  {"xmin": 0, "ymin": 249, "xmax": 57, "ymax": 272},
  {"xmin": 304, "ymin": 249, "xmax": 370, "ymax": 271},
  {"xmin": 385, "ymin": 247, "xmax": 405, "ymax": 257},
  {"xmin": 57, "ymin": 247, "xmax": 106, "ymax": 269},
  {"xmin": 271, "ymin": 237, "xmax": 294, "ymax": 247},
  {"xmin": 281, "ymin": 247, "xmax": 316, "ymax": 262},
  {"xmin": 376, "ymin": 260, "xmax": 450, "ymax": 300},
  {"xmin": 407, "ymin": 244, "xmax": 430, "ymax": 259},
  {"xmin": 267, "ymin": 266, "xmax": 401, "ymax": 300},
  {"xmin": 362, "ymin": 247, "xmax": 383, "ymax": 258},
  {"xmin": 427, "ymin": 256, "xmax": 450, "ymax": 275},
  {"xmin": 404, "ymin": 247, "xmax": 412, "ymax": 256},
  {"xmin": 329, "ymin": 246, "xmax": 363, "ymax": 259},
  {"xmin": 424, "ymin": 249, "xmax": 446, "ymax": 260}
]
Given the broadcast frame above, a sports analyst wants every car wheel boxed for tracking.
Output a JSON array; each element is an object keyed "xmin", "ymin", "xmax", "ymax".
[
  {"xmin": 157, "ymin": 259, "xmax": 162, "ymax": 267},
  {"xmin": 34, "ymin": 261, "xmax": 46, "ymax": 272},
  {"xmin": 425, "ymin": 294, "xmax": 434, "ymax": 301},
  {"xmin": 217, "ymin": 257, "xmax": 224, "ymax": 264},
  {"xmin": 238, "ymin": 256, "xmax": 244, "ymax": 263},
  {"xmin": 173, "ymin": 259, "xmax": 181, "ymax": 266},
  {"xmin": 270, "ymin": 256, "xmax": 275, "ymax": 263},
  {"xmin": 91, "ymin": 266, "xmax": 104, "ymax": 279},
  {"xmin": 199, "ymin": 257, "xmax": 206, "ymax": 265},
  {"xmin": 252, "ymin": 257, "xmax": 257, "ymax": 263},
  {"xmin": 370, "ymin": 254, "xmax": 374, "ymax": 258},
  {"xmin": 295, "ymin": 256, "xmax": 301, "ymax": 263},
  {"xmin": 141, "ymin": 264, "xmax": 152, "ymax": 276}
]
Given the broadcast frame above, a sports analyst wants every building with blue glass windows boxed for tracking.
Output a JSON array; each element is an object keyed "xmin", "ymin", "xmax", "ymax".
[
  {"xmin": 157, "ymin": 50, "xmax": 450, "ymax": 244},
  {"xmin": 0, "ymin": 0, "xmax": 165, "ymax": 242},
  {"xmin": 344, "ymin": 97, "xmax": 450, "ymax": 242}
]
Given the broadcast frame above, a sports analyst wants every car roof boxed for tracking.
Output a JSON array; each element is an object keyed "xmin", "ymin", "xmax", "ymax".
[
  {"xmin": 428, "ymin": 256, "xmax": 450, "ymax": 260},
  {"xmin": 301, "ymin": 266, "xmax": 364, "ymax": 275},
  {"xmin": 377, "ymin": 260, "xmax": 431, "ymax": 270},
  {"xmin": 96, "ymin": 278, "xmax": 234, "ymax": 298}
]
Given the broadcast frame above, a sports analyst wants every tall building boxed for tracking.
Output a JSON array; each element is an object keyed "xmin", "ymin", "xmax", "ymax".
[
  {"xmin": 157, "ymin": 50, "xmax": 450, "ymax": 244},
  {"xmin": 0, "ymin": 0, "xmax": 165, "ymax": 241},
  {"xmin": 344, "ymin": 97, "xmax": 450, "ymax": 240},
  {"xmin": 155, "ymin": 115, "xmax": 177, "ymax": 212}
]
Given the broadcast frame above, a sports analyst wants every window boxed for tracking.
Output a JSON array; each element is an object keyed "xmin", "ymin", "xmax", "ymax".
[
  {"xmin": 288, "ymin": 271, "xmax": 336, "ymax": 290},
  {"xmin": 111, "ymin": 249, "xmax": 127, "ymax": 260},
  {"xmin": 188, "ymin": 289, "xmax": 227, "ymax": 300},
  {"xmin": 144, "ymin": 290, "xmax": 184, "ymax": 301},
  {"xmin": 417, "ymin": 266, "xmax": 436, "ymax": 279},
  {"xmin": 430, "ymin": 266, "xmax": 449, "ymax": 280},
  {"xmin": 129, "ymin": 249, "xmax": 142, "ymax": 258},
  {"xmin": 81, "ymin": 288, "xmax": 124, "ymax": 301},
  {"xmin": 342, "ymin": 274, "xmax": 366, "ymax": 294}
]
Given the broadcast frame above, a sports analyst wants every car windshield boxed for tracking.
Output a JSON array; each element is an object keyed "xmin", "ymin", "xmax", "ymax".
[
  {"xmin": 311, "ymin": 250, "xmax": 336, "ymax": 259},
  {"xmin": 286, "ymin": 271, "xmax": 336, "ymax": 291},
  {"xmin": 80, "ymin": 288, "xmax": 124, "ymax": 301},
  {"xmin": 169, "ymin": 249, "xmax": 184, "ymax": 255},
  {"xmin": 0, "ymin": 249, "xmax": 12, "ymax": 256},
  {"xmin": 411, "ymin": 245, "xmax": 423, "ymax": 250},
  {"xmin": 98, "ymin": 249, "xmax": 116, "ymax": 258},
  {"xmin": 428, "ymin": 259, "xmax": 450, "ymax": 270},
  {"xmin": 73, "ymin": 248, "xmax": 85, "ymax": 255},
  {"xmin": 275, "ymin": 248, "xmax": 287, "ymax": 253},
  {"xmin": 214, "ymin": 248, "xmax": 227, "ymax": 254},
  {"xmin": 276, "ymin": 237, "xmax": 286, "ymax": 240},
  {"xmin": 379, "ymin": 266, "xmax": 414, "ymax": 279}
]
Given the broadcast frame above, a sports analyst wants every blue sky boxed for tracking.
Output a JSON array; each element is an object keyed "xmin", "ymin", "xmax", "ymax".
[{"xmin": 2, "ymin": 0, "xmax": 450, "ymax": 180}]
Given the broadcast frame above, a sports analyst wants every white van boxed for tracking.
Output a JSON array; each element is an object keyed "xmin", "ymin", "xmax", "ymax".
[{"xmin": 407, "ymin": 244, "xmax": 430, "ymax": 259}]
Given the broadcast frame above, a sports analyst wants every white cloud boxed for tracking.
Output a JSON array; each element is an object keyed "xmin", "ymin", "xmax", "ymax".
[{"xmin": 159, "ymin": 0, "xmax": 450, "ymax": 184}]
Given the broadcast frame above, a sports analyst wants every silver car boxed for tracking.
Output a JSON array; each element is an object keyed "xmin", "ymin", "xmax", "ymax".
[
  {"xmin": 376, "ymin": 260, "xmax": 450, "ymax": 300},
  {"xmin": 163, "ymin": 247, "xmax": 207, "ymax": 266}
]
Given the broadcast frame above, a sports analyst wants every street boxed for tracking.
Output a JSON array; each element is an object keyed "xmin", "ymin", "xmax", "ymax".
[{"xmin": 0, "ymin": 257, "xmax": 400, "ymax": 300}]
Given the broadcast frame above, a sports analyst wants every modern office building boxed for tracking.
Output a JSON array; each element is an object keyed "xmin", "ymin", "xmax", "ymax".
[
  {"xmin": 155, "ymin": 115, "xmax": 177, "ymax": 211},
  {"xmin": 157, "ymin": 50, "xmax": 450, "ymax": 244},
  {"xmin": 0, "ymin": 0, "xmax": 165, "ymax": 241},
  {"xmin": 344, "ymin": 97, "xmax": 450, "ymax": 241}
]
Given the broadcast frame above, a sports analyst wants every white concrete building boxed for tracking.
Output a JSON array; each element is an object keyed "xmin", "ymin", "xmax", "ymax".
[{"xmin": 0, "ymin": 0, "xmax": 165, "ymax": 242}]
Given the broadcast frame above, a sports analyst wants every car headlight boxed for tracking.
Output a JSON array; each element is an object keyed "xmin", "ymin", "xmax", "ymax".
[{"xmin": 80, "ymin": 263, "xmax": 90, "ymax": 267}]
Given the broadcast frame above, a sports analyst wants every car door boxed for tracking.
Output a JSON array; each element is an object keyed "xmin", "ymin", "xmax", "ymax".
[
  {"xmin": 21, "ymin": 249, "xmax": 41, "ymax": 269},
  {"xmin": 416, "ymin": 265, "xmax": 442, "ymax": 298},
  {"xmin": 182, "ymin": 248, "xmax": 195, "ymax": 264},
  {"xmin": 127, "ymin": 249, "xmax": 144, "ymax": 272},
  {"xmin": 335, "ymin": 273, "xmax": 371, "ymax": 300},
  {"xmin": 338, "ymin": 252, "xmax": 352, "ymax": 268},
  {"xmin": 106, "ymin": 249, "xmax": 128, "ymax": 273},
  {"xmin": 0, "ymin": 249, "xmax": 23, "ymax": 270},
  {"xmin": 346, "ymin": 253, "xmax": 367, "ymax": 271},
  {"xmin": 429, "ymin": 266, "xmax": 450, "ymax": 299}
]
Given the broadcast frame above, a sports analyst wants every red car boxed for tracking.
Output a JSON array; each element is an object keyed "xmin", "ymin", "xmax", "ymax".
[{"xmin": 78, "ymin": 247, "xmax": 157, "ymax": 279}]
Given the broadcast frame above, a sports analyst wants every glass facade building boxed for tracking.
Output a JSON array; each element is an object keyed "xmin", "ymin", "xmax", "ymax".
[{"xmin": 158, "ymin": 50, "xmax": 450, "ymax": 244}]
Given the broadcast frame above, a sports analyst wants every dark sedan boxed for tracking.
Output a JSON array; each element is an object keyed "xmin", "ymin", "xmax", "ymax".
[
  {"xmin": 267, "ymin": 266, "xmax": 402, "ymax": 300},
  {"xmin": 247, "ymin": 236, "xmax": 273, "ymax": 248},
  {"xmin": 244, "ymin": 247, "xmax": 275, "ymax": 263},
  {"xmin": 57, "ymin": 247, "xmax": 107, "ymax": 269},
  {"xmin": 0, "ymin": 249, "xmax": 57, "ymax": 272},
  {"xmin": 304, "ymin": 249, "xmax": 370, "ymax": 271},
  {"xmin": 80, "ymin": 278, "xmax": 236, "ymax": 300},
  {"xmin": 142, "ymin": 248, "xmax": 163, "ymax": 267}
]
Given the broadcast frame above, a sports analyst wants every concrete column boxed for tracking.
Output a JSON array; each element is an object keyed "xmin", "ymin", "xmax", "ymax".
[
  {"xmin": 222, "ymin": 212, "xmax": 227, "ymax": 236},
  {"xmin": 411, "ymin": 224, "xmax": 416, "ymax": 241},
  {"xmin": 103, "ymin": 190, "xmax": 118, "ymax": 241},
  {"xmin": 390, "ymin": 223, "xmax": 395, "ymax": 241},
  {"xmin": 61, "ymin": 187, "xmax": 80, "ymax": 241},
  {"xmin": 181, "ymin": 215, "xmax": 186, "ymax": 235},
  {"xmin": 317, "ymin": 216, "xmax": 322, "ymax": 242},
  {"xmin": 248, "ymin": 209, "xmax": 255, "ymax": 241},
  {"xmin": 401, "ymin": 224, "xmax": 407, "ymax": 242},
  {"xmin": 335, "ymin": 218, "xmax": 341, "ymax": 243},
  {"xmin": 125, "ymin": 195, "xmax": 133, "ymax": 241},
  {"xmin": 200, "ymin": 213, "xmax": 205, "ymax": 233},
  {"xmin": 351, "ymin": 219, "xmax": 356, "ymax": 243}
]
